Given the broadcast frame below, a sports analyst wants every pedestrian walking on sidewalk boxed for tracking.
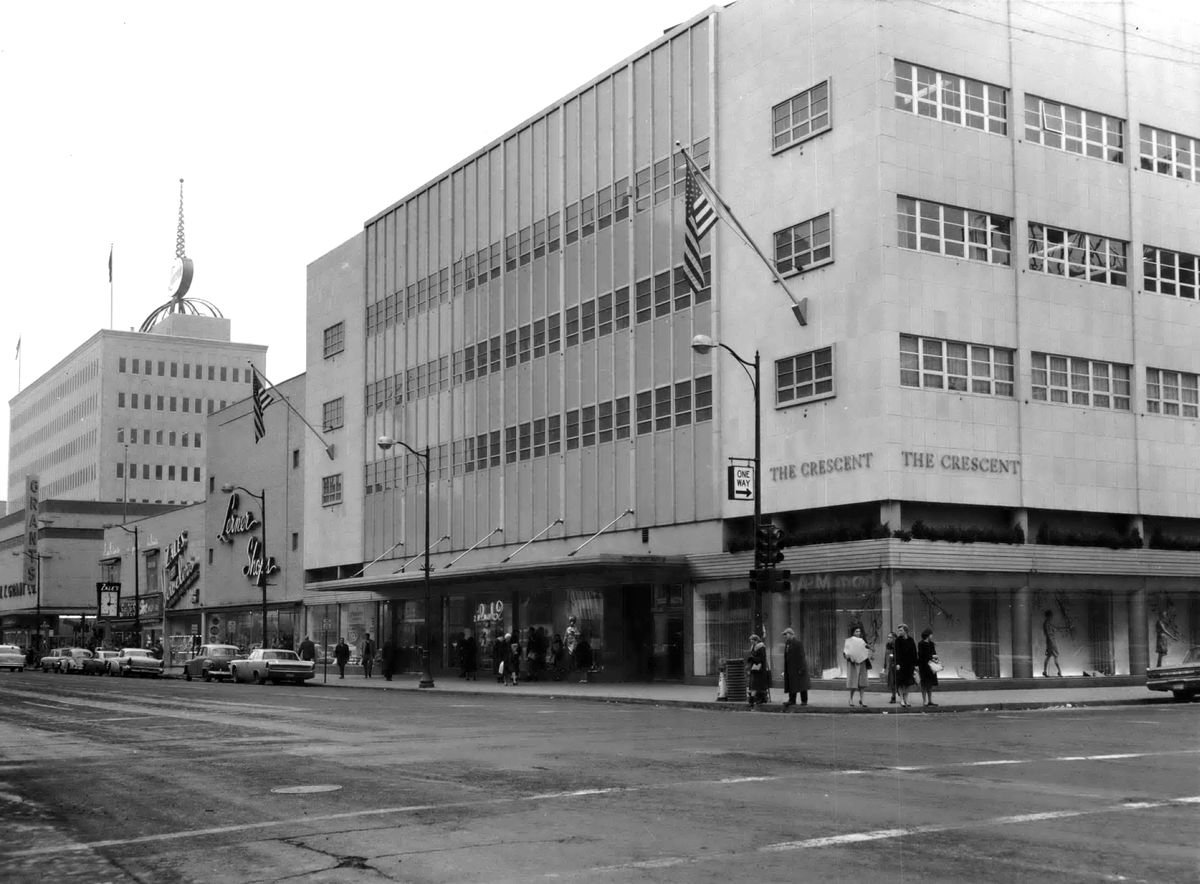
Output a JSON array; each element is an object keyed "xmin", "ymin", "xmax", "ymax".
[
  {"xmin": 746, "ymin": 634, "xmax": 769, "ymax": 708},
  {"xmin": 381, "ymin": 638, "xmax": 395, "ymax": 680},
  {"xmin": 334, "ymin": 637, "xmax": 350, "ymax": 679},
  {"xmin": 298, "ymin": 635, "xmax": 316, "ymax": 662},
  {"xmin": 362, "ymin": 634, "xmax": 375, "ymax": 678},
  {"xmin": 918, "ymin": 628, "xmax": 940, "ymax": 706},
  {"xmin": 781, "ymin": 627, "xmax": 809, "ymax": 708},
  {"xmin": 893, "ymin": 624, "xmax": 918, "ymax": 708},
  {"xmin": 843, "ymin": 625, "xmax": 871, "ymax": 707},
  {"xmin": 460, "ymin": 631, "xmax": 477, "ymax": 680},
  {"xmin": 883, "ymin": 631, "xmax": 898, "ymax": 703}
]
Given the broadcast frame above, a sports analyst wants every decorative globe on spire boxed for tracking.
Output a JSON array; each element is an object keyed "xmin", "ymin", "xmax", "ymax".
[{"xmin": 139, "ymin": 178, "xmax": 224, "ymax": 332}]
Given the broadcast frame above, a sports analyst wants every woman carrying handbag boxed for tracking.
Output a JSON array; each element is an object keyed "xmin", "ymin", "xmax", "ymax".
[
  {"xmin": 746, "ymin": 634, "xmax": 769, "ymax": 708},
  {"xmin": 918, "ymin": 627, "xmax": 940, "ymax": 706}
]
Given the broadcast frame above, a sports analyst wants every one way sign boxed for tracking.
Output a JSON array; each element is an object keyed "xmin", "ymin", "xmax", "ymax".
[{"xmin": 727, "ymin": 464, "xmax": 755, "ymax": 501}]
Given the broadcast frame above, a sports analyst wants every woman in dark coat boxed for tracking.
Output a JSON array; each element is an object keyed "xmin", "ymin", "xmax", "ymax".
[
  {"xmin": 781, "ymin": 627, "xmax": 810, "ymax": 708},
  {"xmin": 460, "ymin": 631, "xmax": 477, "ymax": 680},
  {"xmin": 893, "ymin": 624, "xmax": 918, "ymax": 707},
  {"xmin": 746, "ymin": 634, "xmax": 769, "ymax": 708},
  {"xmin": 883, "ymin": 631, "xmax": 898, "ymax": 703},
  {"xmin": 917, "ymin": 627, "xmax": 939, "ymax": 707}
]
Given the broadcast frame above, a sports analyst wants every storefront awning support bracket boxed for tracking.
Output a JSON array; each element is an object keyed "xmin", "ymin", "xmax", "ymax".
[
  {"xmin": 351, "ymin": 538, "xmax": 405, "ymax": 579},
  {"xmin": 501, "ymin": 518, "xmax": 563, "ymax": 563},
  {"xmin": 394, "ymin": 535, "xmax": 450, "ymax": 573},
  {"xmin": 444, "ymin": 527, "xmax": 503, "ymax": 569},
  {"xmin": 568, "ymin": 509, "xmax": 635, "ymax": 558}
]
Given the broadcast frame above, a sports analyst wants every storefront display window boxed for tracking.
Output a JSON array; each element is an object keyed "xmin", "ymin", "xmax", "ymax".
[
  {"xmin": 693, "ymin": 584, "xmax": 751, "ymax": 677},
  {"xmin": 1149, "ymin": 590, "xmax": 1197, "ymax": 668}
]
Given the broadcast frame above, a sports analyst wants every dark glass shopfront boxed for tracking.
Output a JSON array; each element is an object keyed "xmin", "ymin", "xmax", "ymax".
[{"xmin": 306, "ymin": 562, "xmax": 690, "ymax": 681}]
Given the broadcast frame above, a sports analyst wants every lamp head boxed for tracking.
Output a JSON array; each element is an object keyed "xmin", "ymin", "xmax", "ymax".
[
  {"xmin": 220, "ymin": 483, "xmax": 234, "ymax": 493},
  {"xmin": 691, "ymin": 334, "xmax": 716, "ymax": 354},
  {"xmin": 377, "ymin": 435, "xmax": 395, "ymax": 451}
]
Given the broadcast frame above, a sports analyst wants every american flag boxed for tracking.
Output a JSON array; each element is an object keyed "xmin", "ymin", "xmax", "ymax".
[
  {"xmin": 683, "ymin": 164, "xmax": 716, "ymax": 295},
  {"xmin": 251, "ymin": 369, "xmax": 273, "ymax": 443}
]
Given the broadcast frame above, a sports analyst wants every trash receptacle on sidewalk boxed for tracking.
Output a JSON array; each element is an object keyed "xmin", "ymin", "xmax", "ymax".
[{"xmin": 721, "ymin": 658, "xmax": 746, "ymax": 702}]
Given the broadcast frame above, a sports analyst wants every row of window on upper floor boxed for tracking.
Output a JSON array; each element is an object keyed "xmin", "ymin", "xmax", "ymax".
[
  {"xmin": 362, "ymin": 375, "xmax": 714, "ymax": 493},
  {"xmin": 115, "ymin": 392, "xmax": 230, "ymax": 414},
  {"xmin": 116, "ymin": 427, "xmax": 202, "ymax": 448},
  {"xmin": 773, "ymin": 334, "xmax": 1196, "ymax": 419},
  {"xmin": 897, "ymin": 194, "xmax": 1199, "ymax": 296},
  {"xmin": 888, "ymin": 59, "xmax": 1199, "ymax": 181},
  {"xmin": 115, "ymin": 462, "xmax": 203, "ymax": 482},
  {"xmin": 117, "ymin": 357, "xmax": 254, "ymax": 384},
  {"xmin": 361, "ymin": 258, "xmax": 712, "ymax": 413}
]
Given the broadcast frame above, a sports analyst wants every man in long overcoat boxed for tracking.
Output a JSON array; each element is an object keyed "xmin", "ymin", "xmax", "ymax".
[{"xmin": 781, "ymin": 627, "xmax": 810, "ymax": 708}]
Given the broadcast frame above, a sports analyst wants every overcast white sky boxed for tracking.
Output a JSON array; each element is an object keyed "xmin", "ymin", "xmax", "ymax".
[{"xmin": 0, "ymin": 0, "xmax": 709, "ymax": 500}]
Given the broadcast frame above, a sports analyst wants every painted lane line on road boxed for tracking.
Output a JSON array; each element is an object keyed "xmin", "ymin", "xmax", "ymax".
[
  {"xmin": 881, "ymin": 747, "xmax": 1200, "ymax": 773},
  {"xmin": 759, "ymin": 796, "xmax": 1200, "ymax": 854}
]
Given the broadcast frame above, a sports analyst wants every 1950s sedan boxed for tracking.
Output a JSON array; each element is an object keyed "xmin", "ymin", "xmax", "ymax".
[
  {"xmin": 183, "ymin": 644, "xmax": 241, "ymax": 682},
  {"xmin": 1147, "ymin": 645, "xmax": 1200, "ymax": 701},
  {"xmin": 229, "ymin": 649, "xmax": 316, "ymax": 685},
  {"xmin": 0, "ymin": 644, "xmax": 26, "ymax": 671},
  {"xmin": 111, "ymin": 647, "xmax": 164, "ymax": 678}
]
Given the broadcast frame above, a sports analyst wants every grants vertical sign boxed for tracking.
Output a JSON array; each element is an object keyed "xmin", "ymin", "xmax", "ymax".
[{"xmin": 23, "ymin": 476, "xmax": 39, "ymax": 588}]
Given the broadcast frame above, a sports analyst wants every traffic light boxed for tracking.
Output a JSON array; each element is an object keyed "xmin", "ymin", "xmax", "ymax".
[
  {"xmin": 756, "ymin": 523, "xmax": 785, "ymax": 568},
  {"xmin": 748, "ymin": 568, "xmax": 763, "ymax": 594},
  {"xmin": 774, "ymin": 569, "xmax": 792, "ymax": 594}
]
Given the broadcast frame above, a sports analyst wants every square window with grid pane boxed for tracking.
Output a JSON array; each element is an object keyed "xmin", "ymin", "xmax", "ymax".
[
  {"xmin": 774, "ymin": 213, "xmax": 832, "ymax": 276},
  {"xmin": 772, "ymin": 79, "xmax": 831, "ymax": 151},
  {"xmin": 776, "ymin": 347, "xmax": 835, "ymax": 405}
]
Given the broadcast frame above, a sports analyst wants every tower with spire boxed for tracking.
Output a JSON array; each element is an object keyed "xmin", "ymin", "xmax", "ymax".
[{"xmin": 140, "ymin": 178, "xmax": 223, "ymax": 332}]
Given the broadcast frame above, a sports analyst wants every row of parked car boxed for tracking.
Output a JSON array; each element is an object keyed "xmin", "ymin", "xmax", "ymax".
[{"xmin": 0, "ymin": 643, "xmax": 316, "ymax": 686}]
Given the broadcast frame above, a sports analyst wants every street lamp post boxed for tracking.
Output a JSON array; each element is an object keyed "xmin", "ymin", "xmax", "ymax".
[
  {"xmin": 113, "ymin": 523, "xmax": 141, "ymax": 641},
  {"xmin": 377, "ymin": 435, "xmax": 434, "ymax": 689},
  {"xmin": 221, "ymin": 485, "xmax": 269, "ymax": 649},
  {"xmin": 692, "ymin": 334, "xmax": 763, "ymax": 636}
]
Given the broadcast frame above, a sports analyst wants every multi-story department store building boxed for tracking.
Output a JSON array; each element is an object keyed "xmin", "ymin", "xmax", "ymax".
[{"xmin": 303, "ymin": 0, "xmax": 1200, "ymax": 684}]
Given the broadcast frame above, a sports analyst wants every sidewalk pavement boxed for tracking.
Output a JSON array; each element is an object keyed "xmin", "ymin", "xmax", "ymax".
[{"xmin": 169, "ymin": 663, "xmax": 1171, "ymax": 713}]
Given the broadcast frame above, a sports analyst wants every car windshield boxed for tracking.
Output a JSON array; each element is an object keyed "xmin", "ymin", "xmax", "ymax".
[
  {"xmin": 121, "ymin": 648, "xmax": 145, "ymax": 656},
  {"xmin": 208, "ymin": 647, "xmax": 239, "ymax": 656},
  {"xmin": 1181, "ymin": 646, "xmax": 1200, "ymax": 665},
  {"xmin": 263, "ymin": 651, "xmax": 298, "ymax": 660},
  {"xmin": 70, "ymin": 650, "xmax": 93, "ymax": 658}
]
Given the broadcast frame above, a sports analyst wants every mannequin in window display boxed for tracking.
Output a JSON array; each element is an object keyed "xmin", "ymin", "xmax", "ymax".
[
  {"xmin": 565, "ymin": 615, "xmax": 580, "ymax": 672},
  {"xmin": 1155, "ymin": 610, "xmax": 1180, "ymax": 668},
  {"xmin": 1042, "ymin": 609, "xmax": 1063, "ymax": 677}
]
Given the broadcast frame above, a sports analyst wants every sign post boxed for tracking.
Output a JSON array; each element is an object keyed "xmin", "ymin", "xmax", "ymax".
[{"xmin": 322, "ymin": 617, "xmax": 330, "ymax": 683}]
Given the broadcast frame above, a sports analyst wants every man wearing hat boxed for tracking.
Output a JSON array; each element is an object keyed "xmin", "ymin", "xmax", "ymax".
[{"xmin": 781, "ymin": 627, "xmax": 810, "ymax": 708}]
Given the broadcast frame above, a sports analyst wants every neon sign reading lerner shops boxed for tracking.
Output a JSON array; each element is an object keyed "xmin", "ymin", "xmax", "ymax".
[{"xmin": 216, "ymin": 493, "xmax": 260, "ymax": 543}]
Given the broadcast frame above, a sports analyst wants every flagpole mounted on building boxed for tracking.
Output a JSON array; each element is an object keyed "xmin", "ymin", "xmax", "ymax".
[
  {"xmin": 676, "ymin": 142, "xmax": 808, "ymax": 327},
  {"xmin": 248, "ymin": 362, "xmax": 336, "ymax": 459}
]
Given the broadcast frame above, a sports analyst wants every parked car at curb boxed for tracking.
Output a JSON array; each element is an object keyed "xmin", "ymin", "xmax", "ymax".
[
  {"xmin": 183, "ymin": 644, "xmax": 241, "ymax": 682},
  {"xmin": 39, "ymin": 648, "xmax": 69, "ymax": 672},
  {"xmin": 229, "ymin": 649, "xmax": 316, "ymax": 685},
  {"xmin": 83, "ymin": 649, "xmax": 119, "ymax": 675},
  {"xmin": 59, "ymin": 647, "xmax": 95, "ymax": 674},
  {"xmin": 1147, "ymin": 645, "xmax": 1200, "ymax": 701},
  {"xmin": 111, "ymin": 647, "xmax": 164, "ymax": 678},
  {"xmin": 0, "ymin": 644, "xmax": 25, "ymax": 671}
]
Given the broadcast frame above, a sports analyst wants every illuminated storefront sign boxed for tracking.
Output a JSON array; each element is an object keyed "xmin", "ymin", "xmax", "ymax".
[
  {"xmin": 164, "ymin": 529, "xmax": 200, "ymax": 608},
  {"xmin": 217, "ymin": 493, "xmax": 260, "ymax": 543}
]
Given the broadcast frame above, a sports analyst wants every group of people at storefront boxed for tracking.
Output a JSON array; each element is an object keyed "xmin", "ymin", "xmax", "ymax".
[
  {"xmin": 745, "ymin": 622, "xmax": 942, "ymax": 709},
  {"xmin": 452, "ymin": 616, "xmax": 596, "ymax": 684}
]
